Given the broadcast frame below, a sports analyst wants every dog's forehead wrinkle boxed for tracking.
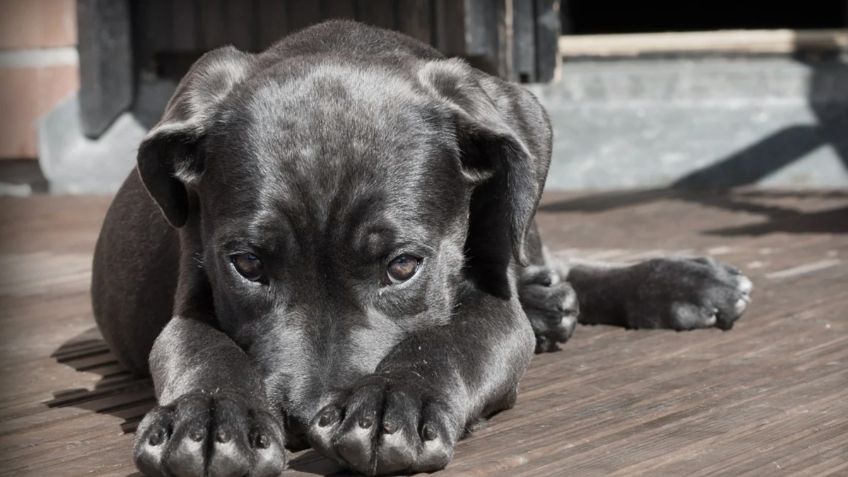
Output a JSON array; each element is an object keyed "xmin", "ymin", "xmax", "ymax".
[
  {"xmin": 245, "ymin": 119, "xmax": 436, "ymax": 205},
  {"xmin": 245, "ymin": 148, "xmax": 440, "ymax": 237},
  {"xmin": 246, "ymin": 63, "xmax": 434, "ymax": 151},
  {"xmin": 215, "ymin": 64, "xmax": 465, "ymax": 241}
]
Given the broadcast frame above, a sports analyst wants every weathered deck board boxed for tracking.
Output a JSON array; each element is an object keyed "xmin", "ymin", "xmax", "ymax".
[{"xmin": 0, "ymin": 189, "xmax": 845, "ymax": 476}]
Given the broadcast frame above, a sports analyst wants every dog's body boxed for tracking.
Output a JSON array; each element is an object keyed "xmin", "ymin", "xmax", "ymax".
[{"xmin": 92, "ymin": 21, "xmax": 752, "ymax": 476}]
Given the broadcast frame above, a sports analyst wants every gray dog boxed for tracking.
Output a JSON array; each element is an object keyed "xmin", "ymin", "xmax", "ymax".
[{"xmin": 91, "ymin": 21, "xmax": 752, "ymax": 477}]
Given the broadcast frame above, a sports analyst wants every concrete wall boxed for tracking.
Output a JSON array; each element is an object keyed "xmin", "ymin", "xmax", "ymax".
[
  {"xmin": 0, "ymin": 0, "xmax": 79, "ymax": 160},
  {"xmin": 32, "ymin": 33, "xmax": 848, "ymax": 193},
  {"xmin": 527, "ymin": 56, "xmax": 848, "ymax": 189}
]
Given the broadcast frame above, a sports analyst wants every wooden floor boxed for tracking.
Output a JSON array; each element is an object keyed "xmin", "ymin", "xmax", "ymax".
[{"xmin": 0, "ymin": 189, "xmax": 846, "ymax": 476}]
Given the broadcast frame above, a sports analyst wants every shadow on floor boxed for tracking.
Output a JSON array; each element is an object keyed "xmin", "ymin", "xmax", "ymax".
[
  {"xmin": 539, "ymin": 57, "xmax": 848, "ymax": 231},
  {"xmin": 48, "ymin": 328, "xmax": 348, "ymax": 476},
  {"xmin": 45, "ymin": 327, "xmax": 154, "ymax": 434},
  {"xmin": 538, "ymin": 189, "xmax": 848, "ymax": 236},
  {"xmin": 287, "ymin": 450, "xmax": 358, "ymax": 476},
  {"xmin": 673, "ymin": 56, "xmax": 848, "ymax": 188}
]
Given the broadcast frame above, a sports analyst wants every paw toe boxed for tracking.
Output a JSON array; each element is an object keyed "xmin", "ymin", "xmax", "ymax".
[
  {"xmin": 670, "ymin": 302, "xmax": 718, "ymax": 330},
  {"xmin": 134, "ymin": 406, "xmax": 175, "ymax": 475},
  {"xmin": 335, "ymin": 425, "xmax": 375, "ymax": 471},
  {"xmin": 736, "ymin": 275, "xmax": 753, "ymax": 295},
  {"xmin": 375, "ymin": 432, "xmax": 417, "ymax": 474},
  {"xmin": 310, "ymin": 378, "xmax": 458, "ymax": 475},
  {"xmin": 413, "ymin": 405, "xmax": 454, "ymax": 472},
  {"xmin": 207, "ymin": 440, "xmax": 250, "ymax": 477},
  {"xmin": 163, "ymin": 431, "xmax": 207, "ymax": 477},
  {"xmin": 521, "ymin": 279, "xmax": 579, "ymax": 352},
  {"xmin": 520, "ymin": 265, "xmax": 557, "ymax": 286},
  {"xmin": 207, "ymin": 400, "xmax": 252, "ymax": 477},
  {"xmin": 718, "ymin": 273, "xmax": 753, "ymax": 327},
  {"xmin": 134, "ymin": 394, "xmax": 286, "ymax": 477},
  {"xmin": 734, "ymin": 296, "xmax": 749, "ymax": 315},
  {"xmin": 251, "ymin": 427, "xmax": 286, "ymax": 477},
  {"xmin": 307, "ymin": 406, "xmax": 343, "ymax": 460}
]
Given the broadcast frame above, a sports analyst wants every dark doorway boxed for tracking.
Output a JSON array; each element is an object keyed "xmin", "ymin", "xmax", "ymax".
[{"xmin": 562, "ymin": 1, "xmax": 848, "ymax": 34}]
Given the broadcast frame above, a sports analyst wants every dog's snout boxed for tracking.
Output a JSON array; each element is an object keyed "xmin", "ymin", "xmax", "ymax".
[{"xmin": 280, "ymin": 407, "xmax": 313, "ymax": 450}]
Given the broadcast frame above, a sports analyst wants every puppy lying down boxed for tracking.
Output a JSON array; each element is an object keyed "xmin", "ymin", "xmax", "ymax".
[{"xmin": 91, "ymin": 20, "xmax": 753, "ymax": 476}]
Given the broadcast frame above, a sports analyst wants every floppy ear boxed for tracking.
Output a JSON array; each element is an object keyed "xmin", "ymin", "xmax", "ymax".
[
  {"xmin": 419, "ymin": 59, "xmax": 551, "ymax": 266},
  {"xmin": 137, "ymin": 46, "xmax": 255, "ymax": 227}
]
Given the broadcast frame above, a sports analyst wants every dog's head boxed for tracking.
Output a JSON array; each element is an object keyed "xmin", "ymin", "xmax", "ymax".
[{"xmin": 137, "ymin": 45, "xmax": 549, "ymax": 444}]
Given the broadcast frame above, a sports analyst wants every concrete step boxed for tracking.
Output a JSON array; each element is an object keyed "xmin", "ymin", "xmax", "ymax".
[
  {"xmin": 527, "ymin": 56, "xmax": 848, "ymax": 189},
  {"xmin": 37, "ymin": 56, "xmax": 848, "ymax": 193}
]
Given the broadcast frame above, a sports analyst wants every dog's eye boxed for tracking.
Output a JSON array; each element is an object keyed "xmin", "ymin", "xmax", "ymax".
[
  {"xmin": 386, "ymin": 254, "xmax": 420, "ymax": 284},
  {"xmin": 231, "ymin": 253, "xmax": 264, "ymax": 282}
]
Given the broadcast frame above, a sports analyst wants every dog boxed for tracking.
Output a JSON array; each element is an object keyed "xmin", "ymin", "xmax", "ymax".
[{"xmin": 91, "ymin": 20, "xmax": 753, "ymax": 477}]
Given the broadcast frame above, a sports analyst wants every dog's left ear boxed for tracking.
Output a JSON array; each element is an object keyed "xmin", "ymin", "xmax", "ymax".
[{"xmin": 419, "ymin": 59, "xmax": 551, "ymax": 266}]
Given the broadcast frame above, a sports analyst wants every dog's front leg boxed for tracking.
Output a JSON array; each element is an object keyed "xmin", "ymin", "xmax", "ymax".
[
  {"xmin": 307, "ymin": 290, "xmax": 534, "ymax": 475},
  {"xmin": 133, "ymin": 317, "xmax": 285, "ymax": 477}
]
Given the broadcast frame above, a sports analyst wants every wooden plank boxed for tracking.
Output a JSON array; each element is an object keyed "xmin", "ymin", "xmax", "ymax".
[
  {"xmin": 142, "ymin": 0, "xmax": 174, "ymax": 53},
  {"xmin": 321, "ymin": 0, "xmax": 356, "ymax": 20},
  {"xmin": 198, "ymin": 0, "xmax": 229, "ymax": 49},
  {"xmin": 513, "ymin": 0, "xmax": 536, "ymax": 82},
  {"xmin": 534, "ymin": 0, "xmax": 560, "ymax": 81},
  {"xmin": 465, "ymin": 0, "xmax": 501, "ymax": 75},
  {"xmin": 433, "ymin": 0, "xmax": 467, "ymax": 56},
  {"xmin": 461, "ymin": 0, "xmax": 522, "ymax": 79},
  {"xmin": 1, "ymin": 190, "xmax": 847, "ymax": 475},
  {"xmin": 558, "ymin": 29, "xmax": 848, "ymax": 58},
  {"xmin": 226, "ymin": 0, "xmax": 258, "ymax": 51},
  {"xmin": 497, "ymin": 0, "xmax": 513, "ymax": 80},
  {"xmin": 170, "ymin": 0, "xmax": 198, "ymax": 51},
  {"xmin": 76, "ymin": 0, "xmax": 133, "ymax": 138},
  {"xmin": 559, "ymin": 0, "xmax": 572, "ymax": 34},
  {"xmin": 257, "ymin": 0, "xmax": 288, "ymax": 48},
  {"xmin": 355, "ymin": 0, "xmax": 396, "ymax": 29},
  {"xmin": 287, "ymin": 0, "xmax": 322, "ymax": 33},
  {"xmin": 396, "ymin": 0, "xmax": 432, "ymax": 44}
]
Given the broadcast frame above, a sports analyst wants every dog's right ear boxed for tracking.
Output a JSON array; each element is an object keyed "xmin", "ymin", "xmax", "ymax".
[
  {"xmin": 418, "ymin": 59, "xmax": 550, "ymax": 267},
  {"xmin": 137, "ymin": 46, "xmax": 254, "ymax": 228}
]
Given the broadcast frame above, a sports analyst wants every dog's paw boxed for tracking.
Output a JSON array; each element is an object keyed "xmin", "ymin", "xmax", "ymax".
[
  {"xmin": 519, "ymin": 265, "xmax": 579, "ymax": 353},
  {"xmin": 627, "ymin": 257, "xmax": 753, "ymax": 331},
  {"xmin": 307, "ymin": 375, "xmax": 461, "ymax": 476},
  {"xmin": 133, "ymin": 391, "xmax": 285, "ymax": 477}
]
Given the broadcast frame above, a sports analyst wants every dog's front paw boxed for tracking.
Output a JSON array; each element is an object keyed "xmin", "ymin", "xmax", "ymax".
[
  {"xmin": 628, "ymin": 257, "xmax": 753, "ymax": 330},
  {"xmin": 307, "ymin": 375, "xmax": 461, "ymax": 475},
  {"xmin": 133, "ymin": 391, "xmax": 285, "ymax": 477},
  {"xmin": 519, "ymin": 265, "xmax": 579, "ymax": 352}
]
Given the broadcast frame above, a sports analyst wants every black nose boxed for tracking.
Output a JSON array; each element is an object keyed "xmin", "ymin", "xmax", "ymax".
[{"xmin": 280, "ymin": 409, "xmax": 312, "ymax": 451}]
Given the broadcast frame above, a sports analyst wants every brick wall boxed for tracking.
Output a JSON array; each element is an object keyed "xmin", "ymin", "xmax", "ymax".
[{"xmin": 0, "ymin": 0, "xmax": 79, "ymax": 160}]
